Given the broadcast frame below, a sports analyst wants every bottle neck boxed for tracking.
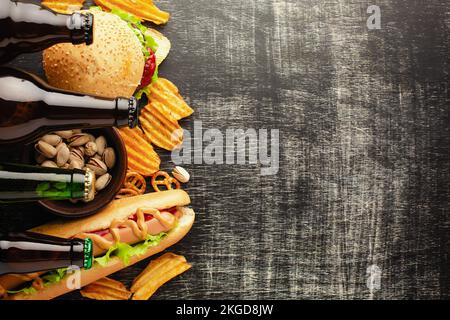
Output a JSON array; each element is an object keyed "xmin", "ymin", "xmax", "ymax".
[
  {"xmin": 0, "ymin": 232, "xmax": 93, "ymax": 275},
  {"xmin": 70, "ymin": 238, "xmax": 93, "ymax": 270},
  {"xmin": 3, "ymin": 1, "xmax": 93, "ymax": 43},
  {"xmin": 68, "ymin": 12, "xmax": 94, "ymax": 45}
]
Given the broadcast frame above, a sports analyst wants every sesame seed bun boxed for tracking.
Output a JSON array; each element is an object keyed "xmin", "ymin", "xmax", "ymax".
[{"xmin": 43, "ymin": 10, "xmax": 145, "ymax": 98}]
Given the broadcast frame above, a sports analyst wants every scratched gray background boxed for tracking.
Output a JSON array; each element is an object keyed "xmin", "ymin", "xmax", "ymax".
[{"xmin": 1, "ymin": 0, "xmax": 450, "ymax": 300}]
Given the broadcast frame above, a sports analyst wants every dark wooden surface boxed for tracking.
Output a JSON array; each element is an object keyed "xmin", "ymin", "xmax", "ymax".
[{"xmin": 1, "ymin": 0, "xmax": 450, "ymax": 300}]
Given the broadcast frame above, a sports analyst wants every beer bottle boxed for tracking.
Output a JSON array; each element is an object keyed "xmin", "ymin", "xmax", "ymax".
[
  {"xmin": 0, "ymin": 67, "xmax": 140, "ymax": 145},
  {"xmin": 0, "ymin": 163, "xmax": 95, "ymax": 203},
  {"xmin": 0, "ymin": 0, "xmax": 94, "ymax": 64},
  {"xmin": 0, "ymin": 232, "xmax": 93, "ymax": 275}
]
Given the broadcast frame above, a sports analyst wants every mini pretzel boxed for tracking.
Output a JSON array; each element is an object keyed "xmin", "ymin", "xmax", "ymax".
[
  {"xmin": 124, "ymin": 171, "xmax": 146, "ymax": 195},
  {"xmin": 151, "ymin": 171, "xmax": 181, "ymax": 192},
  {"xmin": 115, "ymin": 188, "xmax": 140, "ymax": 199}
]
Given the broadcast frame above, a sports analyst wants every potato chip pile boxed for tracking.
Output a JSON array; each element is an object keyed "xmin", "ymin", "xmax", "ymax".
[
  {"xmin": 43, "ymin": 0, "xmax": 169, "ymax": 25},
  {"xmin": 42, "ymin": 0, "xmax": 84, "ymax": 13},
  {"xmin": 43, "ymin": 0, "xmax": 194, "ymax": 177}
]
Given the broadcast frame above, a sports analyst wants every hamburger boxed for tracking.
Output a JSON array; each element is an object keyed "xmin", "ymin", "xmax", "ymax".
[{"xmin": 43, "ymin": 7, "xmax": 171, "ymax": 99}]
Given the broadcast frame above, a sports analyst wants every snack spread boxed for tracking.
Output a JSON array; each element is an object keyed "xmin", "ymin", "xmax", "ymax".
[{"xmin": 0, "ymin": 0, "xmax": 195, "ymax": 300}]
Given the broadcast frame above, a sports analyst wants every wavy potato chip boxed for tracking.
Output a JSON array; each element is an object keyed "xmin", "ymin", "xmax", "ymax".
[
  {"xmin": 42, "ymin": 0, "xmax": 84, "ymax": 13},
  {"xmin": 94, "ymin": 0, "xmax": 170, "ymax": 25},
  {"xmin": 140, "ymin": 101, "xmax": 184, "ymax": 151},
  {"xmin": 119, "ymin": 128, "xmax": 161, "ymax": 176},
  {"xmin": 131, "ymin": 253, "xmax": 191, "ymax": 300},
  {"xmin": 149, "ymin": 78, "xmax": 194, "ymax": 121},
  {"xmin": 80, "ymin": 277, "xmax": 131, "ymax": 300}
]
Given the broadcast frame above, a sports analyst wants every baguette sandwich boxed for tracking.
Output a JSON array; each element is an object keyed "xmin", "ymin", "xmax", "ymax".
[{"xmin": 0, "ymin": 190, "xmax": 194, "ymax": 300}]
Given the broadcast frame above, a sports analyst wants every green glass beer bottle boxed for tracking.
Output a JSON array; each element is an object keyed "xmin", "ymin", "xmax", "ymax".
[
  {"xmin": 0, "ymin": 232, "xmax": 93, "ymax": 275},
  {"xmin": 0, "ymin": 163, "xmax": 95, "ymax": 203}
]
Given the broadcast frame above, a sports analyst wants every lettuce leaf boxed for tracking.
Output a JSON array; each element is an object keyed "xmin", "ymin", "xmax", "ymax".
[
  {"xmin": 94, "ymin": 244, "xmax": 117, "ymax": 267},
  {"xmin": 89, "ymin": 6, "xmax": 103, "ymax": 11},
  {"xmin": 95, "ymin": 232, "xmax": 167, "ymax": 267},
  {"xmin": 111, "ymin": 8, "xmax": 158, "ymax": 53},
  {"xmin": 41, "ymin": 268, "xmax": 67, "ymax": 285},
  {"xmin": 7, "ymin": 287, "xmax": 37, "ymax": 295},
  {"xmin": 7, "ymin": 268, "xmax": 67, "ymax": 295}
]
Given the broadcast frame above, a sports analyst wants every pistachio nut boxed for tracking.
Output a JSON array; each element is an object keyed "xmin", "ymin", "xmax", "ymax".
[
  {"xmin": 86, "ymin": 134, "xmax": 96, "ymax": 142},
  {"xmin": 54, "ymin": 130, "xmax": 74, "ymax": 140},
  {"xmin": 95, "ymin": 173, "xmax": 112, "ymax": 191},
  {"xmin": 35, "ymin": 141, "xmax": 57, "ymax": 159},
  {"xmin": 69, "ymin": 147, "xmax": 84, "ymax": 164},
  {"xmin": 85, "ymin": 141, "xmax": 98, "ymax": 157},
  {"xmin": 86, "ymin": 158, "xmax": 108, "ymax": 176},
  {"xmin": 95, "ymin": 136, "xmax": 107, "ymax": 156},
  {"xmin": 103, "ymin": 147, "xmax": 116, "ymax": 169},
  {"xmin": 172, "ymin": 166, "xmax": 190, "ymax": 183},
  {"xmin": 56, "ymin": 144, "xmax": 70, "ymax": 167},
  {"xmin": 55, "ymin": 142, "xmax": 67, "ymax": 153},
  {"xmin": 41, "ymin": 134, "xmax": 62, "ymax": 146},
  {"xmin": 69, "ymin": 159, "xmax": 83, "ymax": 170},
  {"xmin": 35, "ymin": 153, "xmax": 47, "ymax": 164},
  {"xmin": 69, "ymin": 133, "xmax": 91, "ymax": 147},
  {"xmin": 41, "ymin": 160, "xmax": 58, "ymax": 168}
]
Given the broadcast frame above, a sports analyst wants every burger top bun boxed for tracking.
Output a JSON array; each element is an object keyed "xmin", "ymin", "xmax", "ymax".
[{"xmin": 43, "ymin": 10, "xmax": 145, "ymax": 98}]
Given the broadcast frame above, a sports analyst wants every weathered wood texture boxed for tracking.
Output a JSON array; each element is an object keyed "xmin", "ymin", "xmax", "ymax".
[{"xmin": 1, "ymin": 0, "xmax": 449, "ymax": 299}]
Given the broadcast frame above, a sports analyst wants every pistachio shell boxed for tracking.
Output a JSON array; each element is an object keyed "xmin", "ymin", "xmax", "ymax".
[
  {"xmin": 85, "ymin": 141, "xmax": 98, "ymax": 157},
  {"xmin": 69, "ymin": 147, "xmax": 84, "ymax": 164},
  {"xmin": 172, "ymin": 166, "xmax": 190, "ymax": 183},
  {"xmin": 35, "ymin": 141, "xmax": 57, "ymax": 158},
  {"xmin": 86, "ymin": 158, "xmax": 108, "ymax": 176},
  {"xmin": 95, "ymin": 173, "xmax": 112, "ymax": 191},
  {"xmin": 69, "ymin": 134, "xmax": 91, "ymax": 147},
  {"xmin": 103, "ymin": 147, "xmax": 116, "ymax": 169},
  {"xmin": 54, "ymin": 130, "xmax": 74, "ymax": 140},
  {"xmin": 95, "ymin": 136, "xmax": 107, "ymax": 156},
  {"xmin": 69, "ymin": 159, "xmax": 83, "ymax": 170},
  {"xmin": 41, "ymin": 160, "xmax": 58, "ymax": 168},
  {"xmin": 55, "ymin": 142, "xmax": 67, "ymax": 153},
  {"xmin": 41, "ymin": 134, "xmax": 62, "ymax": 146},
  {"xmin": 86, "ymin": 134, "xmax": 96, "ymax": 142},
  {"xmin": 56, "ymin": 144, "xmax": 70, "ymax": 167},
  {"xmin": 35, "ymin": 153, "xmax": 47, "ymax": 164}
]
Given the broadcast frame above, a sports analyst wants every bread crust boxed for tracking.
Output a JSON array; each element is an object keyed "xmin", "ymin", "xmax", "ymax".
[
  {"xmin": 7, "ymin": 207, "xmax": 195, "ymax": 300},
  {"xmin": 43, "ymin": 10, "xmax": 145, "ymax": 98},
  {"xmin": 31, "ymin": 190, "xmax": 190, "ymax": 238}
]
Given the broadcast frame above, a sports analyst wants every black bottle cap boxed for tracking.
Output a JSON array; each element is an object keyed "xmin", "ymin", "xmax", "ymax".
[
  {"xmin": 128, "ymin": 97, "xmax": 140, "ymax": 129},
  {"xmin": 70, "ymin": 12, "xmax": 94, "ymax": 45},
  {"xmin": 115, "ymin": 97, "xmax": 142, "ymax": 129}
]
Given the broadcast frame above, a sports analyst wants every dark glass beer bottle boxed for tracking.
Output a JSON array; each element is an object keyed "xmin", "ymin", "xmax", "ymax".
[
  {"xmin": 0, "ymin": 67, "xmax": 140, "ymax": 145},
  {"xmin": 0, "ymin": 163, "xmax": 95, "ymax": 203},
  {"xmin": 0, "ymin": 232, "xmax": 93, "ymax": 275},
  {"xmin": 0, "ymin": 0, "xmax": 94, "ymax": 64}
]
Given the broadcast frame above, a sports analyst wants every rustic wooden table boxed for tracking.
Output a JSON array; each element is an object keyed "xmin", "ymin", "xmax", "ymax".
[{"xmin": 1, "ymin": 0, "xmax": 449, "ymax": 300}]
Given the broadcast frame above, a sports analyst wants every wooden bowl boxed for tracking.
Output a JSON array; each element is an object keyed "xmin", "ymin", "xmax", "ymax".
[{"xmin": 23, "ymin": 128, "xmax": 127, "ymax": 218}]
